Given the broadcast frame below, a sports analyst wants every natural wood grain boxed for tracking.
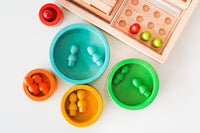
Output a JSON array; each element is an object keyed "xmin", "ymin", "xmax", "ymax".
[
  {"xmin": 70, "ymin": 0, "xmax": 123, "ymax": 22},
  {"xmin": 100, "ymin": 0, "xmax": 118, "ymax": 7},
  {"xmin": 82, "ymin": 0, "xmax": 113, "ymax": 15}
]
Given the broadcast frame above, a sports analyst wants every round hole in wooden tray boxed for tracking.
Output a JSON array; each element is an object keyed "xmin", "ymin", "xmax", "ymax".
[
  {"xmin": 119, "ymin": 20, "xmax": 126, "ymax": 27},
  {"xmin": 147, "ymin": 22, "xmax": 154, "ymax": 29},
  {"xmin": 165, "ymin": 17, "xmax": 171, "ymax": 25},
  {"xmin": 136, "ymin": 15, "xmax": 143, "ymax": 23},
  {"xmin": 125, "ymin": 9, "xmax": 133, "ymax": 16},
  {"xmin": 132, "ymin": 0, "xmax": 139, "ymax": 5},
  {"xmin": 154, "ymin": 11, "xmax": 160, "ymax": 18},
  {"xmin": 143, "ymin": 5, "xmax": 150, "ymax": 12},
  {"xmin": 159, "ymin": 28, "xmax": 166, "ymax": 35}
]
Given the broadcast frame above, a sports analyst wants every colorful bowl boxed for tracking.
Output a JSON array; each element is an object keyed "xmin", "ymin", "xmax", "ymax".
[
  {"xmin": 61, "ymin": 85, "xmax": 103, "ymax": 127},
  {"xmin": 107, "ymin": 59, "xmax": 159, "ymax": 110},
  {"xmin": 50, "ymin": 23, "xmax": 110, "ymax": 84},
  {"xmin": 23, "ymin": 69, "xmax": 57, "ymax": 101},
  {"xmin": 39, "ymin": 3, "xmax": 63, "ymax": 26}
]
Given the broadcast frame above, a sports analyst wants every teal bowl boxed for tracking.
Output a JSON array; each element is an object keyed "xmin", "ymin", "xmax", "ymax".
[{"xmin": 49, "ymin": 23, "xmax": 110, "ymax": 84}]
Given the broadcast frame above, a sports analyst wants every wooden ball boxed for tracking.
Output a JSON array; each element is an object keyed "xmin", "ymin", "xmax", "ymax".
[
  {"xmin": 152, "ymin": 38, "xmax": 163, "ymax": 48},
  {"xmin": 141, "ymin": 31, "xmax": 151, "ymax": 41},
  {"xmin": 129, "ymin": 23, "xmax": 141, "ymax": 34}
]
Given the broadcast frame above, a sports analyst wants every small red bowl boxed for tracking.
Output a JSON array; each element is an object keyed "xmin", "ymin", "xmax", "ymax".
[
  {"xmin": 23, "ymin": 69, "xmax": 57, "ymax": 101},
  {"xmin": 39, "ymin": 3, "xmax": 63, "ymax": 26}
]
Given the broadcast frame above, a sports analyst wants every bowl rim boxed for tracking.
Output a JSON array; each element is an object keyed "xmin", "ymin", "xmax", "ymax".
[
  {"xmin": 107, "ymin": 58, "xmax": 159, "ymax": 110},
  {"xmin": 49, "ymin": 23, "xmax": 110, "ymax": 84},
  {"xmin": 23, "ymin": 68, "xmax": 57, "ymax": 101},
  {"xmin": 61, "ymin": 85, "xmax": 103, "ymax": 127}
]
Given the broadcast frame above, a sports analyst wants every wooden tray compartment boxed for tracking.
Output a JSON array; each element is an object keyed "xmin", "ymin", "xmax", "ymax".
[
  {"xmin": 70, "ymin": 0, "xmax": 124, "ymax": 22},
  {"xmin": 111, "ymin": 0, "xmax": 178, "ymax": 54}
]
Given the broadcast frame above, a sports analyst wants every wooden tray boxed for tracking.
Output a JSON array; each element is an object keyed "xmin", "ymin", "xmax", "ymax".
[{"xmin": 54, "ymin": 0, "xmax": 200, "ymax": 63}]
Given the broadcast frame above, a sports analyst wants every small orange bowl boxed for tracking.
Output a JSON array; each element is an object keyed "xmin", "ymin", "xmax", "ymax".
[
  {"xmin": 61, "ymin": 85, "xmax": 103, "ymax": 127},
  {"xmin": 23, "ymin": 69, "xmax": 57, "ymax": 101}
]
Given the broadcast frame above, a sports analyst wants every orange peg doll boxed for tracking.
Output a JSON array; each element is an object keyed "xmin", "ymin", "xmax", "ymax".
[
  {"xmin": 68, "ymin": 93, "xmax": 78, "ymax": 116},
  {"xmin": 31, "ymin": 74, "xmax": 49, "ymax": 95},
  {"xmin": 32, "ymin": 74, "xmax": 42, "ymax": 84},
  {"xmin": 28, "ymin": 84, "xmax": 40, "ymax": 96},
  {"xmin": 39, "ymin": 82, "xmax": 49, "ymax": 95},
  {"xmin": 24, "ymin": 77, "xmax": 40, "ymax": 96},
  {"xmin": 24, "ymin": 77, "xmax": 33, "ymax": 86},
  {"xmin": 77, "ymin": 90, "xmax": 87, "ymax": 113}
]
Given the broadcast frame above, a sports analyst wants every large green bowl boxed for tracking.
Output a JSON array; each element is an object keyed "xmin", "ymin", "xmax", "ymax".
[{"xmin": 107, "ymin": 59, "xmax": 159, "ymax": 110}]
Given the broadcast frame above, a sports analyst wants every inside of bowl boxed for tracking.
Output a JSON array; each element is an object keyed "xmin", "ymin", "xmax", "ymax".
[
  {"xmin": 25, "ymin": 73, "xmax": 51, "ymax": 97},
  {"xmin": 111, "ymin": 63, "xmax": 154, "ymax": 105},
  {"xmin": 53, "ymin": 28, "xmax": 106, "ymax": 80},
  {"xmin": 65, "ymin": 90, "xmax": 99, "ymax": 123}
]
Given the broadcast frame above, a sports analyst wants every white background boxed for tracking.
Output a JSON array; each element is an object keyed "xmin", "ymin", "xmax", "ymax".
[{"xmin": 0, "ymin": 0, "xmax": 200, "ymax": 132}]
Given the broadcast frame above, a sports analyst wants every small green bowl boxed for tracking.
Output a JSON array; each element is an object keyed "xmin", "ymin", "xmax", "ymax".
[{"xmin": 107, "ymin": 59, "xmax": 159, "ymax": 110}]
